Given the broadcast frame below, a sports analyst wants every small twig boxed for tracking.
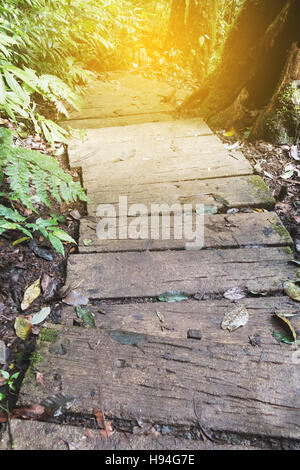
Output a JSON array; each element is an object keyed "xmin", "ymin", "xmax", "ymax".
[
  {"xmin": 283, "ymin": 179, "xmax": 300, "ymax": 185},
  {"xmin": 7, "ymin": 404, "xmax": 15, "ymax": 450},
  {"xmin": 0, "ymin": 402, "xmax": 14, "ymax": 449}
]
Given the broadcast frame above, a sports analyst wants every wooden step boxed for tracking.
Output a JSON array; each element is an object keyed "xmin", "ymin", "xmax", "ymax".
[
  {"xmin": 82, "ymin": 143, "xmax": 251, "ymax": 188},
  {"xmin": 62, "ymin": 72, "xmax": 188, "ymax": 123},
  {"xmin": 68, "ymin": 118, "xmax": 213, "ymax": 167},
  {"xmin": 86, "ymin": 175, "xmax": 276, "ymax": 216},
  {"xmin": 61, "ymin": 297, "xmax": 299, "ymax": 341},
  {"xmin": 60, "ymin": 113, "xmax": 175, "ymax": 131},
  {"xmin": 18, "ymin": 298, "xmax": 300, "ymax": 443},
  {"xmin": 78, "ymin": 212, "xmax": 292, "ymax": 253},
  {"xmin": 66, "ymin": 246, "xmax": 295, "ymax": 300}
]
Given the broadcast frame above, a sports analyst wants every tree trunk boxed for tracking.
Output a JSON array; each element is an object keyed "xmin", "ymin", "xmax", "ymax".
[
  {"xmin": 179, "ymin": 0, "xmax": 300, "ymax": 144},
  {"xmin": 251, "ymin": 43, "xmax": 300, "ymax": 144}
]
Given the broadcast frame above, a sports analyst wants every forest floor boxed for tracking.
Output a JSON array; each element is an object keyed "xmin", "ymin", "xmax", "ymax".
[
  {"xmin": 218, "ymin": 132, "xmax": 300, "ymax": 256},
  {"xmin": 0, "ymin": 69, "xmax": 299, "ymax": 450}
]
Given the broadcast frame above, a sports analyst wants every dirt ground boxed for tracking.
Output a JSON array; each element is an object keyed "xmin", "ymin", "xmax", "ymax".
[
  {"xmin": 217, "ymin": 130, "xmax": 300, "ymax": 254},
  {"xmin": 0, "ymin": 126, "xmax": 86, "ymax": 417}
]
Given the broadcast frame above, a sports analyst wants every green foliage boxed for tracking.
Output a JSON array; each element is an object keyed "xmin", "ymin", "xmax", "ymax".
[
  {"xmin": 0, "ymin": 127, "xmax": 86, "ymax": 254},
  {"xmin": 0, "ymin": 0, "xmax": 146, "ymax": 255},
  {"xmin": 0, "ymin": 127, "xmax": 87, "ymax": 208},
  {"xmin": 0, "ymin": 0, "xmax": 144, "ymax": 143},
  {"xmin": 0, "ymin": 369, "xmax": 20, "ymax": 412},
  {"xmin": 0, "ymin": 9, "xmax": 81, "ymax": 143},
  {"xmin": 0, "ymin": 370, "xmax": 19, "ymax": 393}
]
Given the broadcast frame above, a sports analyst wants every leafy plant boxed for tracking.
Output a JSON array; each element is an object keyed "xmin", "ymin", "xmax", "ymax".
[
  {"xmin": 0, "ymin": 127, "xmax": 86, "ymax": 254},
  {"xmin": 0, "ymin": 370, "xmax": 19, "ymax": 394}
]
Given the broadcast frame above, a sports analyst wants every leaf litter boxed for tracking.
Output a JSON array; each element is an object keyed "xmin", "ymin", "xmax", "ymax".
[
  {"xmin": 76, "ymin": 306, "xmax": 96, "ymax": 328},
  {"xmin": 273, "ymin": 313, "xmax": 298, "ymax": 343},
  {"xmin": 284, "ymin": 281, "xmax": 300, "ymax": 302},
  {"xmin": 63, "ymin": 289, "xmax": 89, "ymax": 306},
  {"xmin": 21, "ymin": 278, "xmax": 41, "ymax": 311},
  {"xmin": 221, "ymin": 305, "xmax": 249, "ymax": 332},
  {"xmin": 223, "ymin": 286, "xmax": 248, "ymax": 301}
]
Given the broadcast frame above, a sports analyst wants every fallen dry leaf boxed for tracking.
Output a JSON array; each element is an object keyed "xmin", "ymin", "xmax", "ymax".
[
  {"xmin": 21, "ymin": 278, "xmax": 41, "ymax": 311},
  {"xmin": 283, "ymin": 281, "xmax": 300, "ymax": 302},
  {"xmin": 31, "ymin": 307, "xmax": 51, "ymax": 325},
  {"xmin": 274, "ymin": 313, "xmax": 297, "ymax": 343},
  {"xmin": 93, "ymin": 408, "xmax": 105, "ymax": 429},
  {"xmin": 14, "ymin": 316, "xmax": 32, "ymax": 340},
  {"xmin": 223, "ymin": 127, "xmax": 236, "ymax": 137},
  {"xmin": 223, "ymin": 286, "xmax": 248, "ymax": 301},
  {"xmin": 14, "ymin": 404, "xmax": 45, "ymax": 420},
  {"xmin": 93, "ymin": 408, "xmax": 114, "ymax": 439},
  {"xmin": 36, "ymin": 372, "xmax": 45, "ymax": 386},
  {"xmin": 221, "ymin": 305, "xmax": 249, "ymax": 332},
  {"xmin": 0, "ymin": 404, "xmax": 45, "ymax": 423},
  {"xmin": 63, "ymin": 290, "xmax": 89, "ymax": 306}
]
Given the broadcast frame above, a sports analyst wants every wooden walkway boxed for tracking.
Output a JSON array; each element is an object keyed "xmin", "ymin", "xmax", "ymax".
[{"xmin": 9, "ymin": 72, "xmax": 300, "ymax": 450}]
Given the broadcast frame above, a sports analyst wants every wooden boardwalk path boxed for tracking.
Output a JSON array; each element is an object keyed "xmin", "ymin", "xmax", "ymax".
[{"xmin": 8, "ymin": 72, "xmax": 300, "ymax": 450}]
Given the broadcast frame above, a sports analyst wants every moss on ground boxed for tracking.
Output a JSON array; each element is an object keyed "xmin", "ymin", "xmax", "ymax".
[
  {"xmin": 281, "ymin": 246, "xmax": 293, "ymax": 256},
  {"xmin": 30, "ymin": 351, "xmax": 43, "ymax": 368},
  {"xmin": 263, "ymin": 83, "xmax": 300, "ymax": 144},
  {"xmin": 248, "ymin": 176, "xmax": 275, "ymax": 208},
  {"xmin": 269, "ymin": 219, "xmax": 291, "ymax": 241},
  {"xmin": 40, "ymin": 327, "xmax": 58, "ymax": 344}
]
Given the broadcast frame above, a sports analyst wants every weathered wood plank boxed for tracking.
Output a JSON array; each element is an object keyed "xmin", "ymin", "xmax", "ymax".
[
  {"xmin": 66, "ymin": 247, "xmax": 295, "ymax": 300},
  {"xmin": 78, "ymin": 212, "xmax": 292, "ymax": 253},
  {"xmin": 74, "ymin": 137, "xmax": 231, "ymax": 173},
  {"xmin": 60, "ymin": 113, "xmax": 175, "ymax": 131},
  {"xmin": 62, "ymin": 72, "xmax": 189, "ymax": 122},
  {"xmin": 62, "ymin": 82, "xmax": 173, "ymax": 122},
  {"xmin": 61, "ymin": 297, "xmax": 299, "ymax": 341},
  {"xmin": 68, "ymin": 118, "xmax": 213, "ymax": 167},
  {"xmin": 86, "ymin": 175, "xmax": 276, "ymax": 216},
  {"xmin": 65, "ymin": 100, "xmax": 173, "ymax": 120},
  {"xmin": 18, "ymin": 318, "xmax": 300, "ymax": 442},
  {"xmin": 82, "ymin": 144, "xmax": 252, "ymax": 188},
  {"xmin": 73, "ymin": 139, "xmax": 229, "ymax": 173}
]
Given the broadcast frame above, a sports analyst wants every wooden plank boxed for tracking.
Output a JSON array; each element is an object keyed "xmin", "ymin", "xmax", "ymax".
[
  {"xmin": 78, "ymin": 212, "xmax": 292, "ymax": 253},
  {"xmin": 64, "ymin": 81, "xmax": 174, "ymax": 121},
  {"xmin": 82, "ymin": 144, "xmax": 252, "ymax": 187},
  {"xmin": 86, "ymin": 175, "xmax": 276, "ymax": 216},
  {"xmin": 72, "ymin": 137, "xmax": 226, "ymax": 171},
  {"xmin": 65, "ymin": 100, "xmax": 173, "ymax": 120},
  {"xmin": 73, "ymin": 136, "xmax": 228, "ymax": 172},
  {"xmin": 61, "ymin": 297, "xmax": 300, "ymax": 341},
  {"xmin": 63, "ymin": 72, "xmax": 190, "ymax": 122},
  {"xmin": 104, "ymin": 71, "xmax": 178, "ymax": 95},
  {"xmin": 18, "ymin": 316, "xmax": 300, "ymax": 442},
  {"xmin": 68, "ymin": 118, "xmax": 213, "ymax": 167},
  {"xmin": 60, "ymin": 113, "xmax": 175, "ymax": 132},
  {"xmin": 0, "ymin": 420, "xmax": 260, "ymax": 450},
  {"xmin": 66, "ymin": 247, "xmax": 295, "ymax": 300}
]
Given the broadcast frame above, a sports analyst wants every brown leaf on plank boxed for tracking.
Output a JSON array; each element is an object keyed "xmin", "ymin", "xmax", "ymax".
[
  {"xmin": 274, "ymin": 313, "xmax": 297, "ymax": 343},
  {"xmin": 223, "ymin": 286, "xmax": 248, "ymax": 301}
]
